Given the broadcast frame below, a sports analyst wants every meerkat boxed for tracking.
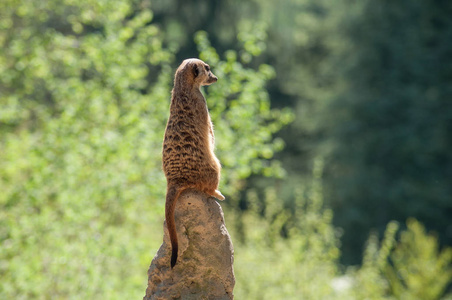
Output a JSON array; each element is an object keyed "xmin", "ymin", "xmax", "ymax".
[{"xmin": 162, "ymin": 58, "xmax": 225, "ymax": 268}]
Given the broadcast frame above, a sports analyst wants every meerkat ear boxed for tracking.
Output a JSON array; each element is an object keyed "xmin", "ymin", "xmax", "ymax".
[{"xmin": 193, "ymin": 64, "xmax": 199, "ymax": 78}]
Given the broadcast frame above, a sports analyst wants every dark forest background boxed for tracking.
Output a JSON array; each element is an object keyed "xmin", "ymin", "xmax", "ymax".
[{"xmin": 153, "ymin": 0, "xmax": 452, "ymax": 265}]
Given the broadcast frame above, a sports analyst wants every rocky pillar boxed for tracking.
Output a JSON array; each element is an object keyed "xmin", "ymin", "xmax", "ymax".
[{"xmin": 144, "ymin": 189, "xmax": 235, "ymax": 300}]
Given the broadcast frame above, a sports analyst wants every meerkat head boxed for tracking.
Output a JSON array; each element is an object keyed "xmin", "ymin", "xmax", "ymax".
[{"xmin": 176, "ymin": 58, "xmax": 218, "ymax": 87}]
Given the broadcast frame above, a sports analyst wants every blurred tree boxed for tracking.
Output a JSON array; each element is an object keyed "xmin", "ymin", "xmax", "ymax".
[
  {"xmin": 150, "ymin": 0, "xmax": 261, "ymax": 59},
  {"xmin": 229, "ymin": 0, "xmax": 452, "ymax": 265},
  {"xmin": 314, "ymin": 0, "xmax": 452, "ymax": 264}
]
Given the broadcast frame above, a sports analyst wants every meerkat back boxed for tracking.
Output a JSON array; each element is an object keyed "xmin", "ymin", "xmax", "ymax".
[{"xmin": 162, "ymin": 58, "xmax": 225, "ymax": 268}]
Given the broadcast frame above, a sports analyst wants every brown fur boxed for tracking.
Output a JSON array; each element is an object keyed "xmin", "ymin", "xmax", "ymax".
[{"xmin": 162, "ymin": 58, "xmax": 225, "ymax": 268}]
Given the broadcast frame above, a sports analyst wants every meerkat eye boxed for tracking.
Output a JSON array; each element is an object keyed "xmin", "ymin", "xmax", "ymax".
[{"xmin": 205, "ymin": 65, "xmax": 210, "ymax": 72}]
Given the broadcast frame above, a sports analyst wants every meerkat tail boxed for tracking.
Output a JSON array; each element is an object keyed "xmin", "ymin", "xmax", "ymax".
[{"xmin": 165, "ymin": 185, "xmax": 184, "ymax": 268}]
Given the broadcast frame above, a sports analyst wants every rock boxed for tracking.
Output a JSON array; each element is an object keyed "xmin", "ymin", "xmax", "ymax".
[{"xmin": 143, "ymin": 189, "xmax": 235, "ymax": 300}]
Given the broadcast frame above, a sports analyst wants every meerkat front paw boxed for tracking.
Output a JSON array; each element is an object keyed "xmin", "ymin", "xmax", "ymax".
[{"xmin": 213, "ymin": 190, "xmax": 225, "ymax": 201}]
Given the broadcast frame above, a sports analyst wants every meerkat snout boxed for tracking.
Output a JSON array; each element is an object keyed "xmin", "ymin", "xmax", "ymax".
[{"xmin": 206, "ymin": 74, "xmax": 217, "ymax": 85}]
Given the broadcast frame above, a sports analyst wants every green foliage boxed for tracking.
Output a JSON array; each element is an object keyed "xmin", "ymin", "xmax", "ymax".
[
  {"xmin": 385, "ymin": 219, "xmax": 452, "ymax": 300},
  {"xmin": 351, "ymin": 222, "xmax": 400, "ymax": 300},
  {"xmin": 0, "ymin": 1, "xmax": 290, "ymax": 298},
  {"xmin": 347, "ymin": 219, "xmax": 452, "ymax": 300},
  {"xmin": 231, "ymin": 160, "xmax": 341, "ymax": 299},
  {"xmin": 1, "ymin": 1, "xmax": 172, "ymax": 298},
  {"xmin": 232, "ymin": 163, "xmax": 452, "ymax": 299}
]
